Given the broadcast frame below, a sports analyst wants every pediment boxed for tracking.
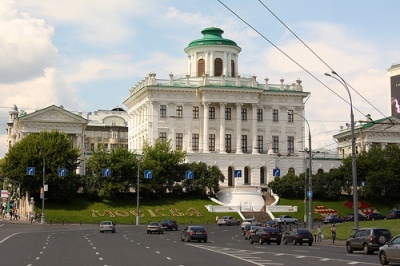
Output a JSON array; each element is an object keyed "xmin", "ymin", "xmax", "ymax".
[{"xmin": 18, "ymin": 105, "xmax": 87, "ymax": 125}]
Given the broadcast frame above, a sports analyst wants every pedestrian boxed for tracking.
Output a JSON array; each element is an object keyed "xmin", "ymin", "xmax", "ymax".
[
  {"xmin": 30, "ymin": 213, "xmax": 34, "ymax": 223},
  {"xmin": 215, "ymin": 215, "xmax": 219, "ymax": 223},
  {"xmin": 317, "ymin": 225, "xmax": 322, "ymax": 242},
  {"xmin": 9, "ymin": 209, "xmax": 13, "ymax": 221},
  {"xmin": 331, "ymin": 224, "xmax": 336, "ymax": 244}
]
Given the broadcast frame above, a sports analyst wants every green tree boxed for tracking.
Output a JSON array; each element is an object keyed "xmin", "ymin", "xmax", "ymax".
[
  {"xmin": 312, "ymin": 169, "xmax": 344, "ymax": 200},
  {"xmin": 268, "ymin": 172, "xmax": 304, "ymax": 198},
  {"xmin": 140, "ymin": 139, "xmax": 186, "ymax": 196},
  {"xmin": 86, "ymin": 145, "xmax": 137, "ymax": 199},
  {"xmin": 2, "ymin": 131, "xmax": 81, "ymax": 202},
  {"xmin": 182, "ymin": 162, "xmax": 224, "ymax": 196}
]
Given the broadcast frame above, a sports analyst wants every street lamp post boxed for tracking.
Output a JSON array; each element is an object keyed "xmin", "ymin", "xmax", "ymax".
[
  {"xmin": 37, "ymin": 143, "xmax": 46, "ymax": 224},
  {"xmin": 325, "ymin": 71, "xmax": 359, "ymax": 230},
  {"xmin": 136, "ymin": 156, "xmax": 142, "ymax": 225},
  {"xmin": 290, "ymin": 111, "xmax": 313, "ymax": 229}
]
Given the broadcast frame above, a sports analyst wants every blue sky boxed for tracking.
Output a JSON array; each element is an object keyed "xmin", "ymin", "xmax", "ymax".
[{"xmin": 1, "ymin": 0, "xmax": 400, "ymax": 157}]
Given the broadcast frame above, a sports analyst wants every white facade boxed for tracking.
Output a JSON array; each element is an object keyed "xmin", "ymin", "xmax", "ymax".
[{"xmin": 123, "ymin": 27, "xmax": 342, "ymax": 187}]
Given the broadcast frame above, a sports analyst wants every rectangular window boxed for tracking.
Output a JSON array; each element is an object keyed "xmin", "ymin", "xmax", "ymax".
[
  {"xmin": 241, "ymin": 108, "xmax": 247, "ymax": 121},
  {"xmin": 193, "ymin": 106, "xmax": 199, "ymax": 119},
  {"xmin": 176, "ymin": 106, "xmax": 183, "ymax": 118},
  {"xmin": 225, "ymin": 108, "xmax": 231, "ymax": 120},
  {"xmin": 192, "ymin": 134, "xmax": 199, "ymax": 151},
  {"xmin": 241, "ymin": 135, "xmax": 247, "ymax": 153},
  {"xmin": 209, "ymin": 107, "xmax": 215, "ymax": 119},
  {"xmin": 288, "ymin": 110, "xmax": 294, "ymax": 122},
  {"xmin": 159, "ymin": 132, "xmax": 167, "ymax": 144},
  {"xmin": 272, "ymin": 109, "xmax": 279, "ymax": 122},
  {"xmin": 288, "ymin": 136, "xmax": 294, "ymax": 154},
  {"xmin": 111, "ymin": 131, "xmax": 118, "ymax": 139},
  {"xmin": 176, "ymin": 133, "xmax": 183, "ymax": 150},
  {"xmin": 257, "ymin": 109, "xmax": 263, "ymax": 121},
  {"xmin": 209, "ymin": 134, "xmax": 215, "ymax": 151},
  {"xmin": 257, "ymin": 135, "xmax": 263, "ymax": 153},
  {"xmin": 160, "ymin": 105, "xmax": 167, "ymax": 118},
  {"xmin": 225, "ymin": 134, "xmax": 231, "ymax": 153},
  {"xmin": 272, "ymin": 136, "xmax": 279, "ymax": 153}
]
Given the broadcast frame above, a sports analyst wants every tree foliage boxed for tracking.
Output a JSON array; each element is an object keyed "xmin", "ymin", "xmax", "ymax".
[
  {"xmin": 182, "ymin": 162, "xmax": 224, "ymax": 196},
  {"xmin": 2, "ymin": 131, "xmax": 81, "ymax": 202},
  {"xmin": 268, "ymin": 172, "xmax": 304, "ymax": 198}
]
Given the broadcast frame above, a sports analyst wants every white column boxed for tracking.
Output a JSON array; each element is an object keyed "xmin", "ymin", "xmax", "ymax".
[
  {"xmin": 210, "ymin": 51, "xmax": 214, "ymax": 76},
  {"xmin": 184, "ymin": 103, "xmax": 192, "ymax": 152},
  {"xmin": 193, "ymin": 53, "xmax": 197, "ymax": 77},
  {"xmin": 223, "ymin": 52, "xmax": 228, "ymax": 76},
  {"xmin": 252, "ymin": 104, "xmax": 259, "ymax": 154},
  {"xmin": 219, "ymin": 103, "xmax": 226, "ymax": 153},
  {"xmin": 203, "ymin": 102, "xmax": 210, "ymax": 153},
  {"xmin": 205, "ymin": 51, "xmax": 209, "ymax": 75},
  {"xmin": 236, "ymin": 103, "xmax": 243, "ymax": 154}
]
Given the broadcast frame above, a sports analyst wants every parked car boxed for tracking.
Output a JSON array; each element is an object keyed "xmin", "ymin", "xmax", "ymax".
[
  {"xmin": 346, "ymin": 228, "xmax": 392, "ymax": 254},
  {"xmin": 161, "ymin": 219, "xmax": 178, "ymax": 231},
  {"xmin": 343, "ymin": 213, "xmax": 367, "ymax": 222},
  {"xmin": 265, "ymin": 220, "xmax": 278, "ymax": 227},
  {"xmin": 249, "ymin": 227, "xmax": 282, "ymax": 245},
  {"xmin": 147, "ymin": 222, "xmax": 164, "ymax": 234},
  {"xmin": 387, "ymin": 210, "xmax": 400, "ymax": 219},
  {"xmin": 181, "ymin": 226, "xmax": 207, "ymax": 242},
  {"xmin": 244, "ymin": 225, "xmax": 262, "ymax": 240},
  {"xmin": 99, "ymin": 221, "xmax": 116, "ymax": 233},
  {"xmin": 322, "ymin": 215, "xmax": 345, "ymax": 224},
  {"xmin": 241, "ymin": 218, "xmax": 261, "ymax": 230},
  {"xmin": 274, "ymin": 215, "xmax": 298, "ymax": 224},
  {"xmin": 217, "ymin": 216, "xmax": 240, "ymax": 226},
  {"xmin": 366, "ymin": 213, "xmax": 387, "ymax": 221},
  {"xmin": 283, "ymin": 229, "xmax": 313, "ymax": 246},
  {"xmin": 379, "ymin": 234, "xmax": 400, "ymax": 265}
]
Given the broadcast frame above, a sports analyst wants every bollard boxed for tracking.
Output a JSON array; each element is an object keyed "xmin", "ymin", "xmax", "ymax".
[
  {"xmin": 132, "ymin": 220, "xmax": 134, "ymax": 225},
  {"xmin": 62, "ymin": 219, "xmax": 64, "ymax": 225},
  {"xmin": 314, "ymin": 233, "xmax": 317, "ymax": 243},
  {"xmin": 50, "ymin": 219, "xmax": 52, "ymax": 225}
]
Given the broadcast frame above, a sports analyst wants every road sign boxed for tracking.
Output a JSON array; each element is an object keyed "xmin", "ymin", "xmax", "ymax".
[
  {"xmin": 144, "ymin": 170, "xmax": 152, "ymax": 179},
  {"xmin": 308, "ymin": 191, "xmax": 313, "ymax": 198},
  {"xmin": 234, "ymin": 170, "xmax": 242, "ymax": 178},
  {"xmin": 26, "ymin": 167, "xmax": 35, "ymax": 176},
  {"xmin": 185, "ymin": 170, "xmax": 194, "ymax": 179},
  {"xmin": 102, "ymin": 168, "xmax": 111, "ymax": 177},
  {"xmin": 58, "ymin": 168, "xmax": 67, "ymax": 177},
  {"xmin": 273, "ymin": 167, "xmax": 280, "ymax": 177},
  {"xmin": 1, "ymin": 190, "xmax": 8, "ymax": 198}
]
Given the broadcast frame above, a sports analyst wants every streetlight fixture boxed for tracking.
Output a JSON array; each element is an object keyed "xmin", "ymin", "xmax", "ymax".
[
  {"xmin": 136, "ymin": 155, "xmax": 142, "ymax": 225},
  {"xmin": 325, "ymin": 71, "xmax": 359, "ymax": 230},
  {"xmin": 289, "ymin": 110, "xmax": 313, "ymax": 229},
  {"xmin": 37, "ymin": 143, "xmax": 46, "ymax": 224}
]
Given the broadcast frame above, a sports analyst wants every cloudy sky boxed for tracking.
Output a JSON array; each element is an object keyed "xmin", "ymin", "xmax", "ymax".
[{"xmin": 1, "ymin": 0, "xmax": 399, "ymax": 157}]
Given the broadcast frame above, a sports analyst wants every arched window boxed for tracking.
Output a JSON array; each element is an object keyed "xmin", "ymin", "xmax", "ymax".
[
  {"xmin": 214, "ymin": 58, "xmax": 222, "ymax": 76},
  {"xmin": 198, "ymin": 59, "xmax": 205, "ymax": 77},
  {"xmin": 231, "ymin": 60, "xmax": 235, "ymax": 77},
  {"xmin": 317, "ymin": 169, "xmax": 324, "ymax": 174},
  {"xmin": 288, "ymin": 167, "xmax": 295, "ymax": 175}
]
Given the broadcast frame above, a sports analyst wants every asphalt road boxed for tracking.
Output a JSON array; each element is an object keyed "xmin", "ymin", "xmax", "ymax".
[{"xmin": 0, "ymin": 220, "xmax": 392, "ymax": 266}]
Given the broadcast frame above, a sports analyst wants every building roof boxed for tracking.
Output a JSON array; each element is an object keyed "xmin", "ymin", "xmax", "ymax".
[{"xmin": 185, "ymin": 27, "xmax": 241, "ymax": 51}]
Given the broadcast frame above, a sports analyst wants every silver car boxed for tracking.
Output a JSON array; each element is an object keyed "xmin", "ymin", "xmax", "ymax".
[
  {"xmin": 217, "ymin": 216, "xmax": 240, "ymax": 226},
  {"xmin": 379, "ymin": 234, "xmax": 400, "ymax": 265},
  {"xmin": 100, "ymin": 221, "xmax": 116, "ymax": 233}
]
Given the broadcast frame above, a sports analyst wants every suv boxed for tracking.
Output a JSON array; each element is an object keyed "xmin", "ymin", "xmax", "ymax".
[
  {"xmin": 387, "ymin": 210, "xmax": 400, "ymax": 219},
  {"xmin": 346, "ymin": 228, "xmax": 392, "ymax": 254}
]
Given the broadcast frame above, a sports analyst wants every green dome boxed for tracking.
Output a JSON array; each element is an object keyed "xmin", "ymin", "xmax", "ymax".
[{"xmin": 185, "ymin": 27, "xmax": 241, "ymax": 50}]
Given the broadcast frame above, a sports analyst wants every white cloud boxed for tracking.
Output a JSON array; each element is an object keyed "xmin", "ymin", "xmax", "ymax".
[{"xmin": 0, "ymin": 0, "xmax": 57, "ymax": 83}]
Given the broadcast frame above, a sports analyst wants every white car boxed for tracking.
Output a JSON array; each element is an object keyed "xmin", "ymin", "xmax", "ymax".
[
  {"xmin": 274, "ymin": 215, "xmax": 298, "ymax": 224},
  {"xmin": 217, "ymin": 216, "xmax": 240, "ymax": 226},
  {"xmin": 241, "ymin": 218, "xmax": 261, "ymax": 230},
  {"xmin": 100, "ymin": 221, "xmax": 116, "ymax": 233}
]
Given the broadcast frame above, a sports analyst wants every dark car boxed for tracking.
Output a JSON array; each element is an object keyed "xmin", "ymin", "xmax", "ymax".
[
  {"xmin": 322, "ymin": 215, "xmax": 345, "ymax": 224},
  {"xmin": 283, "ymin": 229, "xmax": 313, "ymax": 246},
  {"xmin": 343, "ymin": 213, "xmax": 367, "ymax": 222},
  {"xmin": 387, "ymin": 210, "xmax": 400, "ymax": 219},
  {"xmin": 366, "ymin": 213, "xmax": 387, "ymax": 221},
  {"xmin": 249, "ymin": 227, "xmax": 282, "ymax": 245},
  {"xmin": 181, "ymin": 226, "xmax": 207, "ymax": 243},
  {"xmin": 161, "ymin": 219, "xmax": 178, "ymax": 231},
  {"xmin": 346, "ymin": 228, "xmax": 392, "ymax": 254},
  {"xmin": 147, "ymin": 222, "xmax": 164, "ymax": 234},
  {"xmin": 379, "ymin": 234, "xmax": 400, "ymax": 265}
]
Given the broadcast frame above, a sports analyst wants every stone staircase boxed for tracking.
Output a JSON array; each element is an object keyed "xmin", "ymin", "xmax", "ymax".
[{"xmin": 241, "ymin": 191, "xmax": 275, "ymax": 222}]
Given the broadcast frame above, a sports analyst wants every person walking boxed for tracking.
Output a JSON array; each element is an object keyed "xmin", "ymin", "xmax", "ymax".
[
  {"xmin": 331, "ymin": 224, "xmax": 337, "ymax": 244},
  {"xmin": 317, "ymin": 225, "xmax": 322, "ymax": 242}
]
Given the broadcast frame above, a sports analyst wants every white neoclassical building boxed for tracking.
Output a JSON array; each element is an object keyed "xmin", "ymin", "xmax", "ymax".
[{"xmin": 123, "ymin": 27, "xmax": 342, "ymax": 190}]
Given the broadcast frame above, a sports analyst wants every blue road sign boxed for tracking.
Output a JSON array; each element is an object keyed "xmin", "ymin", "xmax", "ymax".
[
  {"xmin": 308, "ymin": 191, "xmax": 313, "ymax": 198},
  {"xmin": 234, "ymin": 170, "xmax": 242, "ymax": 178},
  {"xmin": 58, "ymin": 168, "xmax": 67, "ymax": 177},
  {"xmin": 185, "ymin": 170, "xmax": 194, "ymax": 179},
  {"xmin": 102, "ymin": 168, "xmax": 111, "ymax": 177},
  {"xmin": 26, "ymin": 167, "xmax": 35, "ymax": 176},
  {"xmin": 144, "ymin": 170, "xmax": 152, "ymax": 179},
  {"xmin": 273, "ymin": 167, "xmax": 280, "ymax": 177}
]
